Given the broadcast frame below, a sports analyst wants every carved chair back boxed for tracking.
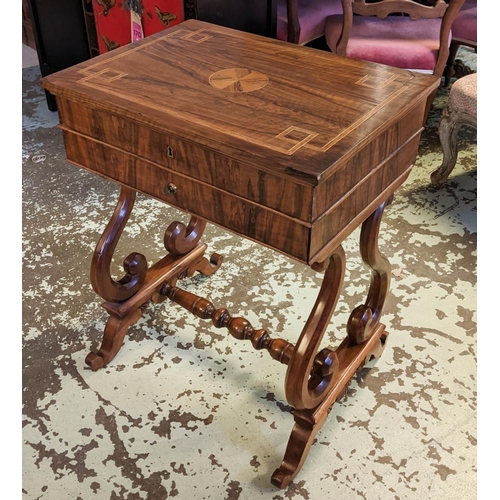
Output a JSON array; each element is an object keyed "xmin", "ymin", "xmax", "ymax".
[{"xmin": 325, "ymin": 0, "xmax": 465, "ymax": 78}]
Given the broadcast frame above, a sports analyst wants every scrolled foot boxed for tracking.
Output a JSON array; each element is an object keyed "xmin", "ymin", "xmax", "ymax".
[
  {"xmin": 270, "ymin": 410, "xmax": 328, "ymax": 488},
  {"xmin": 271, "ymin": 467, "xmax": 294, "ymax": 489},
  {"xmin": 186, "ymin": 252, "xmax": 223, "ymax": 278},
  {"xmin": 85, "ymin": 351, "xmax": 105, "ymax": 371},
  {"xmin": 85, "ymin": 308, "xmax": 143, "ymax": 370}
]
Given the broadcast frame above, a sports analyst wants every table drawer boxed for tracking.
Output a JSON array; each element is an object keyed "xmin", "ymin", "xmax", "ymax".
[
  {"xmin": 57, "ymin": 98, "xmax": 314, "ymax": 223},
  {"xmin": 62, "ymin": 129, "xmax": 312, "ymax": 262},
  {"xmin": 312, "ymin": 102, "xmax": 426, "ymax": 220},
  {"xmin": 310, "ymin": 132, "xmax": 421, "ymax": 261}
]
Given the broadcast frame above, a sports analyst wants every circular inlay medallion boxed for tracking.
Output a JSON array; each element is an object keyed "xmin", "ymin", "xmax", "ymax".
[{"xmin": 209, "ymin": 68, "xmax": 269, "ymax": 93}]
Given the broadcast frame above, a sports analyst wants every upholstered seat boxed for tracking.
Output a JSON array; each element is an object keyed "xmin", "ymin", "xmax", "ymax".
[
  {"xmin": 431, "ymin": 73, "xmax": 477, "ymax": 188},
  {"xmin": 276, "ymin": 0, "xmax": 343, "ymax": 44},
  {"xmin": 324, "ymin": 0, "xmax": 464, "ymax": 76},
  {"xmin": 324, "ymin": 0, "xmax": 465, "ymax": 122},
  {"xmin": 325, "ymin": 15, "xmax": 449, "ymax": 73}
]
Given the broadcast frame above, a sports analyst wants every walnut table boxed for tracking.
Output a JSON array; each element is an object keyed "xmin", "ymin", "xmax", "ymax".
[{"xmin": 41, "ymin": 19, "xmax": 439, "ymax": 488}]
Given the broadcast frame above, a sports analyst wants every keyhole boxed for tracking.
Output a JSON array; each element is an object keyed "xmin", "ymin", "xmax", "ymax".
[{"xmin": 167, "ymin": 146, "xmax": 175, "ymax": 159}]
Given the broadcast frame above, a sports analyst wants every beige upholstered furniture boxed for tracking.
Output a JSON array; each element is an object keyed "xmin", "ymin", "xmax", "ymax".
[{"xmin": 431, "ymin": 72, "xmax": 477, "ymax": 188}]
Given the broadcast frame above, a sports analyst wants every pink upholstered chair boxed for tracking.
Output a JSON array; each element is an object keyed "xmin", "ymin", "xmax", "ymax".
[
  {"xmin": 431, "ymin": 72, "xmax": 477, "ymax": 188},
  {"xmin": 323, "ymin": 0, "xmax": 465, "ymax": 120},
  {"xmin": 325, "ymin": 0, "xmax": 464, "ymax": 75},
  {"xmin": 443, "ymin": 0, "xmax": 477, "ymax": 87},
  {"xmin": 276, "ymin": 0, "xmax": 343, "ymax": 44}
]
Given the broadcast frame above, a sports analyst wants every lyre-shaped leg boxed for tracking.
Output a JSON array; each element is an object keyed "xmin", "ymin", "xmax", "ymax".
[
  {"xmin": 271, "ymin": 329, "xmax": 389, "ymax": 488},
  {"xmin": 90, "ymin": 186, "xmax": 148, "ymax": 303},
  {"xmin": 271, "ymin": 246, "xmax": 345, "ymax": 488},
  {"xmin": 86, "ymin": 186, "xmax": 222, "ymax": 370},
  {"xmin": 347, "ymin": 196, "xmax": 392, "ymax": 345},
  {"xmin": 284, "ymin": 246, "xmax": 346, "ymax": 411},
  {"xmin": 272, "ymin": 197, "xmax": 393, "ymax": 488}
]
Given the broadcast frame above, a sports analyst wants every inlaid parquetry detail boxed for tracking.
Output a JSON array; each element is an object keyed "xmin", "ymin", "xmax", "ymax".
[
  {"xmin": 80, "ymin": 68, "xmax": 127, "ymax": 83},
  {"xmin": 177, "ymin": 28, "xmax": 213, "ymax": 43},
  {"xmin": 76, "ymin": 28, "xmax": 212, "ymax": 80},
  {"xmin": 209, "ymin": 68, "xmax": 269, "ymax": 93},
  {"xmin": 163, "ymin": 27, "xmax": 213, "ymax": 43},
  {"xmin": 355, "ymin": 73, "xmax": 400, "ymax": 89},
  {"xmin": 275, "ymin": 126, "xmax": 319, "ymax": 154},
  {"xmin": 71, "ymin": 23, "xmax": 413, "ymax": 157}
]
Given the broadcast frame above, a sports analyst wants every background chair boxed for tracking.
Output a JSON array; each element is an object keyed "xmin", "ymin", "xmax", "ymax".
[
  {"xmin": 324, "ymin": 0, "xmax": 465, "ymax": 121},
  {"xmin": 431, "ymin": 72, "xmax": 477, "ymax": 188},
  {"xmin": 325, "ymin": 0, "xmax": 465, "ymax": 74},
  {"xmin": 277, "ymin": 0, "xmax": 343, "ymax": 44},
  {"xmin": 443, "ymin": 0, "xmax": 477, "ymax": 87}
]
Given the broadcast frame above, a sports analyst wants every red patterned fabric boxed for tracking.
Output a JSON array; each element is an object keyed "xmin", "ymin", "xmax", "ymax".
[
  {"xmin": 92, "ymin": 1, "xmax": 184, "ymax": 54},
  {"xmin": 141, "ymin": 1, "xmax": 184, "ymax": 37}
]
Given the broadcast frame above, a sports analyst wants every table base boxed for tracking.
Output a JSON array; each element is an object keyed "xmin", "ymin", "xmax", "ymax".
[{"xmin": 85, "ymin": 185, "xmax": 393, "ymax": 488}]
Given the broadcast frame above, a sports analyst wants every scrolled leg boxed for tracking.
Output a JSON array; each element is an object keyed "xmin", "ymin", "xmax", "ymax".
[
  {"xmin": 272, "ymin": 327, "xmax": 390, "ymax": 489},
  {"xmin": 347, "ymin": 197, "xmax": 392, "ymax": 345},
  {"xmin": 431, "ymin": 108, "xmax": 460, "ymax": 189},
  {"xmin": 285, "ymin": 246, "xmax": 346, "ymax": 411},
  {"xmin": 87, "ymin": 188, "xmax": 221, "ymax": 369},
  {"xmin": 431, "ymin": 108, "xmax": 464, "ymax": 189},
  {"xmin": 274, "ymin": 202, "xmax": 395, "ymax": 488},
  {"xmin": 90, "ymin": 186, "xmax": 148, "ymax": 303}
]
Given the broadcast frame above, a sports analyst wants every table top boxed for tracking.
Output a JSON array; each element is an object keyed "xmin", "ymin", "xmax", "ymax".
[
  {"xmin": 41, "ymin": 20, "xmax": 440, "ymax": 264},
  {"xmin": 41, "ymin": 19, "xmax": 439, "ymax": 187}
]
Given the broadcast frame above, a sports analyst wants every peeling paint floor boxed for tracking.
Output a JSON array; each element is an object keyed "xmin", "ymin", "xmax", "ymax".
[{"xmin": 22, "ymin": 49, "xmax": 477, "ymax": 500}]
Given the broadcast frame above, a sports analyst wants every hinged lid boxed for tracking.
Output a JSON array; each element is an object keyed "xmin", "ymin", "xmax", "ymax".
[{"xmin": 41, "ymin": 19, "xmax": 439, "ymax": 186}]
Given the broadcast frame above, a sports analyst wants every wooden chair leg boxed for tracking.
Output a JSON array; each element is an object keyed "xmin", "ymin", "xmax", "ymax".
[
  {"xmin": 443, "ymin": 40, "xmax": 461, "ymax": 87},
  {"xmin": 424, "ymin": 87, "xmax": 439, "ymax": 126},
  {"xmin": 431, "ymin": 108, "xmax": 460, "ymax": 189}
]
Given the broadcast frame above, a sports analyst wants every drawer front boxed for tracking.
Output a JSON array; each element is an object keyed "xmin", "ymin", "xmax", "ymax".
[
  {"xmin": 309, "ymin": 132, "xmax": 422, "ymax": 262},
  {"xmin": 57, "ymin": 98, "xmax": 314, "ymax": 223},
  {"xmin": 312, "ymin": 102, "xmax": 426, "ymax": 220},
  {"xmin": 62, "ymin": 129, "xmax": 311, "ymax": 263}
]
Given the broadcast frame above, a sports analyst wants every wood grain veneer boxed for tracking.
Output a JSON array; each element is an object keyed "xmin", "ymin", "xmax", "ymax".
[{"xmin": 41, "ymin": 19, "xmax": 439, "ymax": 264}]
